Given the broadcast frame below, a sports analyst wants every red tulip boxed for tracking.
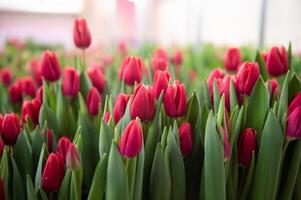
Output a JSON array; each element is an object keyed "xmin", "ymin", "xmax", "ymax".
[
  {"xmin": 62, "ymin": 67, "xmax": 80, "ymax": 97},
  {"xmin": 0, "ymin": 67, "xmax": 12, "ymax": 86},
  {"xmin": 261, "ymin": 51, "xmax": 268, "ymax": 63},
  {"xmin": 207, "ymin": 68, "xmax": 224, "ymax": 98},
  {"xmin": 0, "ymin": 137, "xmax": 4, "ymax": 157},
  {"xmin": 164, "ymin": 81, "xmax": 187, "ymax": 118},
  {"xmin": 35, "ymin": 86, "xmax": 43, "ymax": 104},
  {"xmin": 66, "ymin": 143, "xmax": 80, "ymax": 170},
  {"xmin": 286, "ymin": 106, "xmax": 301, "ymax": 139},
  {"xmin": 86, "ymin": 87, "xmax": 102, "ymax": 116},
  {"xmin": 42, "ymin": 153, "xmax": 65, "ymax": 192},
  {"xmin": 171, "ymin": 50, "xmax": 183, "ymax": 65},
  {"xmin": 56, "ymin": 136, "xmax": 72, "ymax": 162},
  {"xmin": 0, "ymin": 178, "xmax": 5, "ymax": 200},
  {"xmin": 153, "ymin": 48, "xmax": 168, "ymax": 60},
  {"xmin": 20, "ymin": 77, "xmax": 36, "ymax": 97},
  {"xmin": 29, "ymin": 58, "xmax": 42, "ymax": 86},
  {"xmin": 87, "ymin": 66, "xmax": 106, "ymax": 93},
  {"xmin": 45, "ymin": 129, "xmax": 53, "ymax": 152},
  {"xmin": 118, "ymin": 41, "xmax": 128, "ymax": 55},
  {"xmin": 130, "ymin": 84, "xmax": 155, "ymax": 121},
  {"xmin": 219, "ymin": 75, "xmax": 235, "ymax": 110},
  {"xmin": 119, "ymin": 56, "xmax": 143, "ymax": 86},
  {"xmin": 113, "ymin": 93, "xmax": 129, "ymax": 123},
  {"xmin": 178, "ymin": 122, "xmax": 193, "ymax": 156},
  {"xmin": 288, "ymin": 92, "xmax": 301, "ymax": 115},
  {"xmin": 103, "ymin": 111, "xmax": 111, "ymax": 123},
  {"xmin": 266, "ymin": 46, "xmax": 288, "ymax": 77},
  {"xmin": 73, "ymin": 18, "xmax": 91, "ymax": 49},
  {"xmin": 119, "ymin": 119, "xmax": 143, "ymax": 158},
  {"xmin": 1, "ymin": 113, "xmax": 20, "ymax": 145},
  {"xmin": 8, "ymin": 81, "xmax": 22, "ymax": 103},
  {"xmin": 235, "ymin": 62, "xmax": 260, "ymax": 96},
  {"xmin": 224, "ymin": 47, "xmax": 242, "ymax": 72},
  {"xmin": 21, "ymin": 99, "xmax": 41, "ymax": 124},
  {"xmin": 152, "ymin": 58, "xmax": 169, "ymax": 72},
  {"xmin": 269, "ymin": 79, "xmax": 279, "ymax": 100},
  {"xmin": 238, "ymin": 128, "xmax": 257, "ymax": 167},
  {"xmin": 41, "ymin": 50, "xmax": 61, "ymax": 82},
  {"xmin": 152, "ymin": 70, "xmax": 171, "ymax": 99}
]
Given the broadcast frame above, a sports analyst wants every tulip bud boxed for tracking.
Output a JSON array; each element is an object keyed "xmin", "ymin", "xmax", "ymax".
[
  {"xmin": 66, "ymin": 143, "xmax": 80, "ymax": 170},
  {"xmin": 235, "ymin": 62, "xmax": 260, "ymax": 96},
  {"xmin": 119, "ymin": 56, "xmax": 143, "ymax": 86},
  {"xmin": 219, "ymin": 75, "xmax": 234, "ymax": 110},
  {"xmin": 119, "ymin": 119, "xmax": 143, "ymax": 158},
  {"xmin": 268, "ymin": 79, "xmax": 279, "ymax": 100},
  {"xmin": 238, "ymin": 128, "xmax": 257, "ymax": 167},
  {"xmin": 0, "ymin": 137, "xmax": 4, "ymax": 157},
  {"xmin": 118, "ymin": 41, "xmax": 128, "ymax": 56},
  {"xmin": 113, "ymin": 93, "xmax": 129, "ymax": 123},
  {"xmin": 266, "ymin": 46, "xmax": 288, "ymax": 77},
  {"xmin": 152, "ymin": 58, "xmax": 169, "ymax": 72},
  {"xmin": 223, "ymin": 128, "xmax": 230, "ymax": 160},
  {"xmin": 73, "ymin": 18, "xmax": 92, "ymax": 49},
  {"xmin": 56, "ymin": 136, "xmax": 72, "ymax": 162},
  {"xmin": 171, "ymin": 50, "xmax": 183, "ymax": 66},
  {"xmin": 20, "ymin": 77, "xmax": 36, "ymax": 97},
  {"xmin": 62, "ymin": 67, "xmax": 80, "ymax": 97},
  {"xmin": 288, "ymin": 92, "xmax": 301, "ymax": 115},
  {"xmin": 8, "ymin": 81, "xmax": 22, "ymax": 103},
  {"xmin": 178, "ymin": 122, "xmax": 193, "ymax": 156},
  {"xmin": 29, "ymin": 58, "xmax": 42, "ymax": 86},
  {"xmin": 224, "ymin": 47, "xmax": 242, "ymax": 72},
  {"xmin": 154, "ymin": 48, "xmax": 168, "ymax": 60},
  {"xmin": 86, "ymin": 87, "xmax": 102, "ymax": 116},
  {"xmin": 207, "ymin": 68, "xmax": 224, "ymax": 97},
  {"xmin": 152, "ymin": 70, "xmax": 171, "ymax": 99},
  {"xmin": 2, "ymin": 113, "xmax": 20, "ymax": 145},
  {"xmin": 0, "ymin": 67, "xmax": 12, "ymax": 86},
  {"xmin": 21, "ymin": 99, "xmax": 41, "ymax": 124},
  {"xmin": 0, "ymin": 178, "xmax": 5, "ymax": 200},
  {"xmin": 45, "ymin": 129, "xmax": 53, "ymax": 152},
  {"xmin": 103, "ymin": 111, "xmax": 111, "ymax": 123},
  {"xmin": 42, "ymin": 153, "xmax": 65, "ymax": 192},
  {"xmin": 164, "ymin": 81, "xmax": 187, "ymax": 118},
  {"xmin": 35, "ymin": 86, "xmax": 43, "ymax": 104},
  {"xmin": 87, "ymin": 66, "xmax": 106, "ymax": 93},
  {"xmin": 130, "ymin": 84, "xmax": 155, "ymax": 121},
  {"xmin": 286, "ymin": 106, "xmax": 301, "ymax": 139},
  {"xmin": 41, "ymin": 50, "xmax": 61, "ymax": 82},
  {"xmin": 261, "ymin": 51, "xmax": 268, "ymax": 63}
]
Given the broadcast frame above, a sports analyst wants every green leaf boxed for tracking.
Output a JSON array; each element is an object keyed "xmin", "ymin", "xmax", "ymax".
[
  {"xmin": 79, "ymin": 71, "xmax": 92, "ymax": 97},
  {"xmin": 31, "ymin": 128, "xmax": 45, "ymax": 172},
  {"xmin": 240, "ymin": 152, "xmax": 256, "ymax": 199},
  {"xmin": 288, "ymin": 41, "xmax": 292, "ymax": 67},
  {"xmin": 250, "ymin": 110, "xmax": 284, "ymax": 200},
  {"xmin": 106, "ymin": 142, "xmax": 129, "ymax": 200},
  {"xmin": 58, "ymin": 169, "xmax": 72, "ymax": 200},
  {"xmin": 150, "ymin": 144, "xmax": 171, "ymax": 200},
  {"xmin": 26, "ymin": 175, "xmax": 38, "ymax": 200},
  {"xmin": 0, "ymin": 148, "xmax": 11, "ymax": 200},
  {"xmin": 39, "ymin": 103, "xmax": 60, "ymax": 140},
  {"xmin": 34, "ymin": 144, "xmax": 48, "ymax": 190},
  {"xmin": 88, "ymin": 154, "xmax": 108, "ymax": 200},
  {"xmin": 288, "ymin": 73, "xmax": 301, "ymax": 102},
  {"xmin": 11, "ymin": 156, "xmax": 25, "ymax": 200},
  {"xmin": 246, "ymin": 78, "xmax": 269, "ymax": 138},
  {"xmin": 230, "ymin": 80, "xmax": 238, "ymax": 113},
  {"xmin": 204, "ymin": 111, "xmax": 226, "ymax": 200},
  {"xmin": 132, "ymin": 146, "xmax": 145, "ymax": 200},
  {"xmin": 185, "ymin": 91, "xmax": 200, "ymax": 128},
  {"xmin": 255, "ymin": 50, "xmax": 269, "ymax": 81},
  {"xmin": 277, "ymin": 71, "xmax": 290, "ymax": 121},
  {"xmin": 217, "ymin": 95, "xmax": 225, "ymax": 127},
  {"xmin": 99, "ymin": 119, "xmax": 114, "ymax": 157}
]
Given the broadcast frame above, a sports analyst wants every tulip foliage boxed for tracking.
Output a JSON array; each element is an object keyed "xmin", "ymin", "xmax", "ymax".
[{"xmin": 1, "ymin": 19, "xmax": 301, "ymax": 200}]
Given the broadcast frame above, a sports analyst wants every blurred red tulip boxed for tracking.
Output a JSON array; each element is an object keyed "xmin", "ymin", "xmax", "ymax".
[
  {"xmin": 8, "ymin": 81, "xmax": 22, "ymax": 103},
  {"xmin": 152, "ymin": 58, "xmax": 169, "ymax": 72},
  {"xmin": 288, "ymin": 92, "xmax": 301, "ymax": 115},
  {"xmin": 1, "ymin": 113, "xmax": 20, "ymax": 145},
  {"xmin": 238, "ymin": 128, "xmax": 257, "ymax": 167},
  {"xmin": 62, "ymin": 67, "xmax": 80, "ymax": 97},
  {"xmin": 35, "ymin": 86, "xmax": 43, "ymax": 104},
  {"xmin": 113, "ymin": 93, "xmax": 129, "ymax": 123},
  {"xmin": 87, "ymin": 66, "xmax": 106, "ymax": 93},
  {"xmin": 73, "ymin": 18, "xmax": 91, "ymax": 49},
  {"xmin": 152, "ymin": 70, "xmax": 171, "ymax": 99},
  {"xmin": 269, "ymin": 79, "xmax": 279, "ymax": 100},
  {"xmin": 21, "ymin": 99, "xmax": 41, "ymax": 124},
  {"xmin": 20, "ymin": 77, "xmax": 36, "ymax": 97},
  {"xmin": 266, "ymin": 46, "xmax": 288, "ymax": 77},
  {"xmin": 28, "ymin": 58, "xmax": 42, "ymax": 86},
  {"xmin": 41, "ymin": 50, "xmax": 61, "ymax": 82},
  {"xmin": 153, "ymin": 48, "xmax": 168, "ymax": 60},
  {"xmin": 56, "ymin": 136, "xmax": 72, "ymax": 162},
  {"xmin": 0, "ymin": 67, "xmax": 12, "ymax": 86},
  {"xmin": 224, "ymin": 47, "xmax": 242, "ymax": 72},
  {"xmin": 178, "ymin": 122, "xmax": 193, "ymax": 156},
  {"xmin": 223, "ymin": 128, "xmax": 230, "ymax": 161},
  {"xmin": 207, "ymin": 68, "xmax": 224, "ymax": 98},
  {"xmin": 119, "ymin": 56, "xmax": 143, "ymax": 86},
  {"xmin": 171, "ymin": 50, "xmax": 183, "ymax": 66},
  {"xmin": 86, "ymin": 87, "xmax": 102, "ymax": 116}
]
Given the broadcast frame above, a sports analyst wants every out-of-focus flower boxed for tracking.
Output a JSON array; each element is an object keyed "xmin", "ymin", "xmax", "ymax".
[
  {"xmin": 20, "ymin": 77, "xmax": 36, "ymax": 97},
  {"xmin": 219, "ymin": 75, "xmax": 235, "ymax": 110},
  {"xmin": 1, "ymin": 113, "xmax": 20, "ymax": 145},
  {"xmin": 261, "ymin": 51, "xmax": 268, "ymax": 63},
  {"xmin": 207, "ymin": 68, "xmax": 224, "ymax": 98},
  {"xmin": 21, "ymin": 99, "xmax": 41, "ymax": 125},
  {"xmin": 286, "ymin": 106, "xmax": 301, "ymax": 139},
  {"xmin": 119, "ymin": 119, "xmax": 143, "ymax": 158},
  {"xmin": 238, "ymin": 128, "xmax": 257, "ymax": 167},
  {"xmin": 266, "ymin": 46, "xmax": 288, "ymax": 77},
  {"xmin": 56, "ymin": 136, "xmax": 72, "ymax": 162},
  {"xmin": 35, "ymin": 86, "xmax": 43, "ymax": 104},
  {"xmin": 46, "ymin": 129, "xmax": 53, "ymax": 152},
  {"xmin": 86, "ymin": 87, "xmax": 102, "ymax": 116},
  {"xmin": 118, "ymin": 41, "xmax": 128, "ymax": 56},
  {"xmin": 152, "ymin": 70, "xmax": 171, "ymax": 99},
  {"xmin": 8, "ymin": 81, "xmax": 22, "ymax": 103},
  {"xmin": 171, "ymin": 50, "xmax": 183, "ymax": 66},
  {"xmin": 119, "ymin": 56, "xmax": 143, "ymax": 86},
  {"xmin": 66, "ymin": 143, "xmax": 80, "ymax": 170},
  {"xmin": 0, "ymin": 137, "xmax": 4, "ymax": 157},
  {"xmin": 152, "ymin": 58, "xmax": 169, "ymax": 72},
  {"xmin": 87, "ymin": 66, "xmax": 106, "ymax": 93},
  {"xmin": 164, "ymin": 81, "xmax": 187, "ymax": 118},
  {"xmin": 42, "ymin": 153, "xmax": 65, "ymax": 192},
  {"xmin": 224, "ymin": 47, "xmax": 242, "ymax": 72},
  {"xmin": 62, "ymin": 67, "xmax": 80, "ymax": 97},
  {"xmin": 73, "ymin": 18, "xmax": 92, "ymax": 49},
  {"xmin": 153, "ymin": 48, "xmax": 168, "ymax": 60},
  {"xmin": 28, "ymin": 58, "xmax": 42, "ymax": 86},
  {"xmin": 113, "ymin": 93, "xmax": 129, "ymax": 123},
  {"xmin": 0, "ymin": 67, "xmax": 12, "ymax": 86},
  {"xmin": 178, "ymin": 122, "xmax": 193, "ymax": 156},
  {"xmin": 41, "ymin": 50, "xmax": 61, "ymax": 82},
  {"xmin": 103, "ymin": 111, "xmax": 111, "ymax": 123},
  {"xmin": 130, "ymin": 84, "xmax": 155, "ymax": 121},
  {"xmin": 288, "ymin": 92, "xmax": 301, "ymax": 115}
]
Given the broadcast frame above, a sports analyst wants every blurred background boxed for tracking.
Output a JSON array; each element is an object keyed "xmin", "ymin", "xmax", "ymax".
[{"xmin": 0, "ymin": 0, "xmax": 301, "ymax": 50}]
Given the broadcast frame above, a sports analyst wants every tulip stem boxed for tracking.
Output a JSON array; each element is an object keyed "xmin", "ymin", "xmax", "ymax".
[{"xmin": 82, "ymin": 49, "xmax": 86, "ymax": 71}]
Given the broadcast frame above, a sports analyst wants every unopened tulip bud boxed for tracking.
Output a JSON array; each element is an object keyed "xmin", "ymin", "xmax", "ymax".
[
  {"xmin": 0, "ymin": 67, "xmax": 12, "ymax": 86},
  {"xmin": 153, "ymin": 70, "xmax": 171, "ymax": 99},
  {"xmin": 73, "ymin": 18, "xmax": 92, "ymax": 49},
  {"xmin": 41, "ymin": 50, "xmax": 61, "ymax": 82},
  {"xmin": 171, "ymin": 50, "xmax": 183, "ymax": 65},
  {"xmin": 86, "ymin": 87, "xmax": 102, "ymax": 116},
  {"xmin": 286, "ymin": 106, "xmax": 301, "ymax": 139},
  {"xmin": 219, "ymin": 75, "xmax": 235, "ymax": 110},
  {"xmin": 113, "ymin": 93, "xmax": 129, "ymax": 123},
  {"xmin": 235, "ymin": 62, "xmax": 260, "ymax": 96},
  {"xmin": 119, "ymin": 56, "xmax": 143, "ymax": 86},
  {"xmin": 21, "ymin": 99, "xmax": 41, "ymax": 124},
  {"xmin": 62, "ymin": 67, "xmax": 80, "ymax": 97},
  {"xmin": 130, "ymin": 84, "xmax": 155, "ymax": 121},
  {"xmin": 288, "ymin": 92, "xmax": 301, "ymax": 115},
  {"xmin": 42, "ymin": 153, "xmax": 65, "ymax": 192},
  {"xmin": 35, "ymin": 86, "xmax": 43, "ymax": 104},
  {"xmin": 8, "ymin": 81, "xmax": 22, "ymax": 103},
  {"xmin": 87, "ymin": 66, "xmax": 106, "ymax": 93},
  {"xmin": 224, "ymin": 47, "xmax": 242, "ymax": 72},
  {"xmin": 178, "ymin": 122, "xmax": 193, "ymax": 156},
  {"xmin": 238, "ymin": 128, "xmax": 257, "ymax": 167},
  {"xmin": 164, "ymin": 81, "xmax": 187, "ymax": 118},
  {"xmin": 268, "ymin": 79, "xmax": 279, "ymax": 100},
  {"xmin": 46, "ymin": 129, "xmax": 53, "ymax": 152},
  {"xmin": 266, "ymin": 46, "xmax": 288, "ymax": 77},
  {"xmin": 154, "ymin": 48, "xmax": 168, "ymax": 60},
  {"xmin": 29, "ymin": 58, "xmax": 42, "ymax": 86},
  {"xmin": 20, "ymin": 77, "xmax": 36, "ymax": 97},
  {"xmin": 152, "ymin": 58, "xmax": 169, "ymax": 72},
  {"xmin": 119, "ymin": 119, "xmax": 143, "ymax": 158},
  {"xmin": 66, "ymin": 143, "xmax": 80, "ymax": 170},
  {"xmin": 2, "ymin": 113, "xmax": 20, "ymax": 145},
  {"xmin": 103, "ymin": 111, "xmax": 111, "ymax": 123},
  {"xmin": 56, "ymin": 136, "xmax": 72, "ymax": 162},
  {"xmin": 207, "ymin": 68, "xmax": 224, "ymax": 98}
]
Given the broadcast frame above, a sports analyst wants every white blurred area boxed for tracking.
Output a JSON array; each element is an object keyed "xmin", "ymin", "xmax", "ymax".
[{"xmin": 0, "ymin": 0, "xmax": 301, "ymax": 50}]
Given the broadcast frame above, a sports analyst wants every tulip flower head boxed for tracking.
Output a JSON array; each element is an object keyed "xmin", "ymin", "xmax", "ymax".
[
  {"xmin": 171, "ymin": 50, "xmax": 183, "ymax": 66},
  {"xmin": 266, "ymin": 46, "xmax": 288, "ymax": 77},
  {"xmin": 20, "ymin": 76, "xmax": 36, "ymax": 97},
  {"xmin": 66, "ymin": 143, "xmax": 80, "ymax": 171},
  {"xmin": 62, "ymin": 67, "xmax": 80, "ymax": 97},
  {"xmin": 178, "ymin": 122, "xmax": 193, "ymax": 156},
  {"xmin": 223, "ymin": 129, "xmax": 230, "ymax": 161},
  {"xmin": 21, "ymin": 99, "xmax": 41, "ymax": 125},
  {"xmin": 119, "ymin": 56, "xmax": 143, "ymax": 86},
  {"xmin": 224, "ymin": 47, "xmax": 242, "ymax": 72},
  {"xmin": 87, "ymin": 66, "xmax": 106, "ymax": 93},
  {"xmin": 8, "ymin": 81, "xmax": 22, "ymax": 103},
  {"xmin": 56, "ymin": 136, "xmax": 72, "ymax": 162},
  {"xmin": 207, "ymin": 68, "xmax": 224, "ymax": 98},
  {"xmin": 86, "ymin": 87, "xmax": 102, "ymax": 116},
  {"xmin": 269, "ymin": 79, "xmax": 279, "ymax": 100},
  {"xmin": 153, "ymin": 48, "xmax": 168, "ymax": 60},
  {"xmin": 1, "ymin": 113, "xmax": 20, "ymax": 145},
  {"xmin": 73, "ymin": 18, "xmax": 92, "ymax": 49},
  {"xmin": 288, "ymin": 92, "xmax": 301, "ymax": 115},
  {"xmin": 41, "ymin": 50, "xmax": 61, "ymax": 82},
  {"xmin": 113, "ymin": 93, "xmax": 129, "ymax": 123},
  {"xmin": 152, "ymin": 70, "xmax": 171, "ymax": 99},
  {"xmin": 0, "ymin": 67, "xmax": 12, "ymax": 86},
  {"xmin": 238, "ymin": 128, "xmax": 257, "ymax": 167},
  {"xmin": 119, "ymin": 119, "xmax": 143, "ymax": 158},
  {"xmin": 152, "ymin": 58, "xmax": 169, "ymax": 72},
  {"xmin": 286, "ymin": 106, "xmax": 301, "ymax": 139}
]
